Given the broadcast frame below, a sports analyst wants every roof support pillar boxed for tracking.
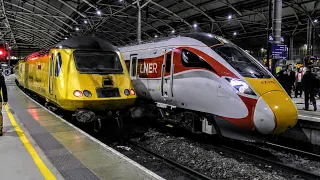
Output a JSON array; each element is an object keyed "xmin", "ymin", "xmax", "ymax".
[
  {"xmin": 266, "ymin": 0, "xmax": 272, "ymax": 69},
  {"xmin": 272, "ymin": 0, "xmax": 282, "ymax": 44},
  {"xmin": 137, "ymin": 1, "xmax": 142, "ymax": 43},
  {"xmin": 307, "ymin": 19, "xmax": 312, "ymax": 55},
  {"xmin": 289, "ymin": 36, "xmax": 293, "ymax": 60}
]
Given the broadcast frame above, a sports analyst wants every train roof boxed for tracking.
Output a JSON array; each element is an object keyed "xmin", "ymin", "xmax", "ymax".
[
  {"xmin": 121, "ymin": 32, "xmax": 231, "ymax": 49},
  {"xmin": 25, "ymin": 36, "xmax": 118, "ymax": 60},
  {"xmin": 180, "ymin": 32, "xmax": 230, "ymax": 46},
  {"xmin": 54, "ymin": 36, "xmax": 117, "ymax": 51}
]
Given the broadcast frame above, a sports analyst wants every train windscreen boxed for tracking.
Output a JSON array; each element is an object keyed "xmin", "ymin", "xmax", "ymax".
[
  {"xmin": 73, "ymin": 51, "xmax": 123, "ymax": 74},
  {"xmin": 212, "ymin": 44, "xmax": 271, "ymax": 78}
]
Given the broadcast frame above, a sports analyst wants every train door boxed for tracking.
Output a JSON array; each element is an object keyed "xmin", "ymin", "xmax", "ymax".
[
  {"xmin": 53, "ymin": 53, "xmax": 62, "ymax": 100},
  {"xmin": 24, "ymin": 63, "xmax": 29, "ymax": 88},
  {"xmin": 160, "ymin": 48, "xmax": 174, "ymax": 101},
  {"xmin": 48, "ymin": 52, "xmax": 55, "ymax": 96},
  {"xmin": 129, "ymin": 55, "xmax": 138, "ymax": 80}
]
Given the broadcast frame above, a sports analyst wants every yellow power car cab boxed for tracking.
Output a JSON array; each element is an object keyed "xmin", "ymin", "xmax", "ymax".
[{"xmin": 16, "ymin": 36, "xmax": 136, "ymax": 124}]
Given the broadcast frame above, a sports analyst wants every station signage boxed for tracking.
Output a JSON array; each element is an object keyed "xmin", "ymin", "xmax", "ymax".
[
  {"xmin": 271, "ymin": 44, "xmax": 287, "ymax": 59},
  {"xmin": 268, "ymin": 34, "xmax": 284, "ymax": 43}
]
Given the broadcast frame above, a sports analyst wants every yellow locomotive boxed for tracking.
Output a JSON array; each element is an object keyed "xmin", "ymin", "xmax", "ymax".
[{"xmin": 16, "ymin": 36, "xmax": 136, "ymax": 128}]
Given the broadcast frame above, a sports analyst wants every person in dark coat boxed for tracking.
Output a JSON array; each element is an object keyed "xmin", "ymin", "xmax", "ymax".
[
  {"xmin": 277, "ymin": 65, "xmax": 295, "ymax": 97},
  {"xmin": 0, "ymin": 73, "xmax": 7, "ymax": 136},
  {"xmin": 301, "ymin": 66, "xmax": 317, "ymax": 111}
]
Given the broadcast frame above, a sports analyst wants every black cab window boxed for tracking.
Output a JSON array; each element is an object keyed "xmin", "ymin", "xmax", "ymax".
[
  {"xmin": 212, "ymin": 45, "xmax": 271, "ymax": 78},
  {"xmin": 181, "ymin": 49, "xmax": 215, "ymax": 72},
  {"xmin": 55, "ymin": 53, "xmax": 62, "ymax": 76}
]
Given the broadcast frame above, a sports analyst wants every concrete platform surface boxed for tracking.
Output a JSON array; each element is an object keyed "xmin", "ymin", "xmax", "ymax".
[
  {"xmin": 291, "ymin": 97, "xmax": 320, "ymax": 122},
  {"xmin": 0, "ymin": 108, "xmax": 63, "ymax": 180},
  {"xmin": 3, "ymin": 75, "xmax": 163, "ymax": 180}
]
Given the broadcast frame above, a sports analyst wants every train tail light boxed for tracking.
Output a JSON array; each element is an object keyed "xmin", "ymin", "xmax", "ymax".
[
  {"xmin": 130, "ymin": 89, "xmax": 135, "ymax": 95},
  {"xmin": 0, "ymin": 50, "xmax": 3, "ymax": 55}
]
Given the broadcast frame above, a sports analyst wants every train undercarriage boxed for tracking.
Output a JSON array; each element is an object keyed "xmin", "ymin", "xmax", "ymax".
[
  {"xmin": 130, "ymin": 100, "xmax": 278, "ymax": 142},
  {"xmin": 130, "ymin": 100, "xmax": 222, "ymax": 136},
  {"xmin": 14, "ymin": 79, "xmax": 128, "ymax": 135}
]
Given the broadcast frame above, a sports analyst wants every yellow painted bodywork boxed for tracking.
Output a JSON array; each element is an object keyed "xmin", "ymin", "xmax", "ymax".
[
  {"xmin": 16, "ymin": 49, "xmax": 136, "ymax": 112},
  {"xmin": 245, "ymin": 77, "xmax": 298, "ymax": 134}
]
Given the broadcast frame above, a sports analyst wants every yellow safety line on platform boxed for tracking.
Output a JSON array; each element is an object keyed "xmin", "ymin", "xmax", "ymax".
[{"xmin": 5, "ymin": 105, "xmax": 56, "ymax": 180}]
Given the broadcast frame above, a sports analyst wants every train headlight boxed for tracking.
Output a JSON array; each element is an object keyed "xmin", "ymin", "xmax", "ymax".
[
  {"xmin": 124, "ymin": 89, "xmax": 130, "ymax": 96},
  {"xmin": 73, "ymin": 90, "xmax": 83, "ymax": 97},
  {"xmin": 225, "ymin": 78, "xmax": 256, "ymax": 96},
  {"xmin": 83, "ymin": 90, "xmax": 92, "ymax": 97}
]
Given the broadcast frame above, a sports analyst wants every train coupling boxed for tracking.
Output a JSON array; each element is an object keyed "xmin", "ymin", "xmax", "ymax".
[
  {"xmin": 129, "ymin": 107, "xmax": 144, "ymax": 118},
  {"xmin": 73, "ymin": 109, "xmax": 95, "ymax": 123}
]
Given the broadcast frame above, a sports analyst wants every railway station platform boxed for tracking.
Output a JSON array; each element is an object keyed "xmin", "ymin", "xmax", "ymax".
[
  {"xmin": 1, "ymin": 75, "xmax": 163, "ymax": 180},
  {"xmin": 292, "ymin": 97, "xmax": 320, "ymax": 123}
]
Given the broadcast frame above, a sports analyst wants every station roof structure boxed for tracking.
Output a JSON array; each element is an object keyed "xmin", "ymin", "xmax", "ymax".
[{"xmin": 0, "ymin": 0, "xmax": 319, "ymax": 56}]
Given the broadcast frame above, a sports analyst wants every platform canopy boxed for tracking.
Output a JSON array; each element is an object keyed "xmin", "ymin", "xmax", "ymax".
[{"xmin": 0, "ymin": 0, "xmax": 319, "ymax": 56}]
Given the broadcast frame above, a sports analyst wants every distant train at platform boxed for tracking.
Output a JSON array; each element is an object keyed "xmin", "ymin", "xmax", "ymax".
[
  {"xmin": 120, "ymin": 32, "xmax": 298, "ymax": 141},
  {"xmin": 15, "ymin": 37, "xmax": 136, "ymax": 130}
]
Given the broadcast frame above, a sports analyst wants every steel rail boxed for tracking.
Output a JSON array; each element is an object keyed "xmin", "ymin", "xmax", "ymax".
[
  {"xmin": 208, "ymin": 143, "xmax": 320, "ymax": 180},
  {"xmin": 265, "ymin": 142, "xmax": 320, "ymax": 161},
  {"xmin": 128, "ymin": 140, "xmax": 213, "ymax": 180}
]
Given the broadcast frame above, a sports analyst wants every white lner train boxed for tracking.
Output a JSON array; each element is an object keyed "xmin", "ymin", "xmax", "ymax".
[{"xmin": 120, "ymin": 32, "xmax": 298, "ymax": 141}]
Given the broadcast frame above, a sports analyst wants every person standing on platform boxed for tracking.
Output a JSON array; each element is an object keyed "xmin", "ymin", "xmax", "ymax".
[
  {"xmin": 295, "ymin": 67, "xmax": 303, "ymax": 98},
  {"xmin": 277, "ymin": 65, "xmax": 295, "ymax": 98},
  {"xmin": 0, "ymin": 72, "xmax": 7, "ymax": 136},
  {"xmin": 301, "ymin": 66, "xmax": 317, "ymax": 111},
  {"xmin": 287, "ymin": 64, "xmax": 296, "ymax": 97}
]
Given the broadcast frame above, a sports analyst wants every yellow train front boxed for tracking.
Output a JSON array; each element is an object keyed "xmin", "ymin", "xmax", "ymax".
[{"xmin": 16, "ymin": 36, "xmax": 136, "ymax": 124}]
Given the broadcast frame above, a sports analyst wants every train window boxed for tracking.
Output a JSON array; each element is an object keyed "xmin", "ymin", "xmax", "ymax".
[
  {"xmin": 73, "ymin": 50, "xmax": 123, "ymax": 74},
  {"xmin": 212, "ymin": 44, "xmax": 271, "ymax": 78},
  {"xmin": 181, "ymin": 49, "xmax": 216, "ymax": 72},
  {"xmin": 55, "ymin": 53, "xmax": 62, "ymax": 76},
  {"xmin": 131, "ymin": 57, "xmax": 137, "ymax": 76},
  {"xmin": 166, "ymin": 54, "xmax": 171, "ymax": 73},
  {"xmin": 49, "ymin": 53, "xmax": 54, "ymax": 76}
]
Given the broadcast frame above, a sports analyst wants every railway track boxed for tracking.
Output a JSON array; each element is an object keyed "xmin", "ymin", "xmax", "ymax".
[
  {"xmin": 264, "ymin": 142, "xmax": 320, "ymax": 161},
  {"xmin": 127, "ymin": 140, "xmax": 213, "ymax": 180},
  {"xmin": 206, "ymin": 141, "xmax": 320, "ymax": 180}
]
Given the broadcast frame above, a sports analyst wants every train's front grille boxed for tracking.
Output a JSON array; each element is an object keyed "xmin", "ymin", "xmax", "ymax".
[{"xmin": 96, "ymin": 88, "xmax": 120, "ymax": 98}]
